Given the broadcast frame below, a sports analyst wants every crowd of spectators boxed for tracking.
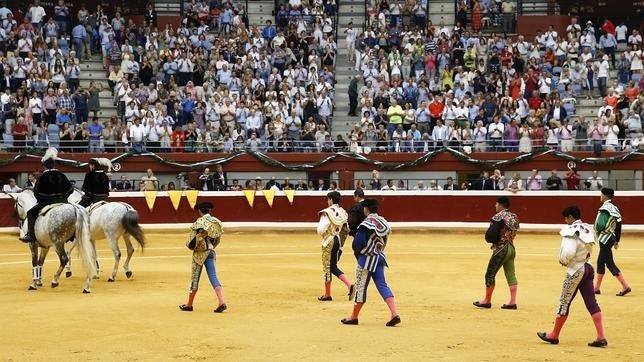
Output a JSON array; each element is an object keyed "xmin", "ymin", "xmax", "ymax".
[
  {"xmin": 0, "ymin": 0, "xmax": 642, "ymax": 157},
  {"xmin": 349, "ymin": 1, "xmax": 644, "ymax": 155},
  {"xmin": 1, "ymin": 0, "xmax": 343, "ymax": 153},
  {"xmin": 351, "ymin": 167, "xmax": 607, "ymax": 192}
]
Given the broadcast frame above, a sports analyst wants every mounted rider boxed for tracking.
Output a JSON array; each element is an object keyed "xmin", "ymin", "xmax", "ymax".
[
  {"xmin": 79, "ymin": 158, "xmax": 112, "ymax": 207},
  {"xmin": 20, "ymin": 148, "xmax": 74, "ymax": 243}
]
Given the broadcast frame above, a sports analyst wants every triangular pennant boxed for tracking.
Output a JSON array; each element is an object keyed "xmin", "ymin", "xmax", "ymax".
[
  {"xmin": 243, "ymin": 190, "xmax": 255, "ymax": 207},
  {"xmin": 185, "ymin": 190, "xmax": 199, "ymax": 209},
  {"xmin": 144, "ymin": 190, "xmax": 157, "ymax": 211},
  {"xmin": 262, "ymin": 189, "xmax": 275, "ymax": 207},
  {"xmin": 284, "ymin": 189, "xmax": 295, "ymax": 204},
  {"xmin": 167, "ymin": 190, "xmax": 182, "ymax": 211}
]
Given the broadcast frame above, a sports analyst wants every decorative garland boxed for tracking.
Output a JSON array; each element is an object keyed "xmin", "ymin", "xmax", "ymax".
[{"xmin": 2, "ymin": 148, "xmax": 643, "ymax": 171}]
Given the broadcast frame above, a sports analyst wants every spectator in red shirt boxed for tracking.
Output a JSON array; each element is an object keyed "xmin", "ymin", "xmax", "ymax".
[
  {"xmin": 528, "ymin": 90, "xmax": 542, "ymax": 111},
  {"xmin": 565, "ymin": 168, "xmax": 581, "ymax": 190},
  {"xmin": 524, "ymin": 70, "xmax": 539, "ymax": 99},
  {"xmin": 601, "ymin": 19, "xmax": 615, "ymax": 35},
  {"xmin": 171, "ymin": 125, "xmax": 185, "ymax": 153},
  {"xmin": 12, "ymin": 116, "xmax": 29, "ymax": 152},
  {"xmin": 500, "ymin": 46, "xmax": 513, "ymax": 67},
  {"xmin": 428, "ymin": 96, "xmax": 445, "ymax": 132}
]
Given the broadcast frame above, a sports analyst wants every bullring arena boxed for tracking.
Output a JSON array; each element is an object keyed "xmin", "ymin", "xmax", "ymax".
[{"xmin": 1, "ymin": 191, "xmax": 643, "ymax": 361}]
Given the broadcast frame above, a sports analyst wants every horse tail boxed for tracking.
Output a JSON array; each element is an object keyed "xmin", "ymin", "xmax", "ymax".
[
  {"xmin": 73, "ymin": 204, "xmax": 98, "ymax": 279},
  {"xmin": 122, "ymin": 209, "xmax": 146, "ymax": 250}
]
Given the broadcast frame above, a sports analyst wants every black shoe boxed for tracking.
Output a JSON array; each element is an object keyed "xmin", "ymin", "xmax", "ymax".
[
  {"xmin": 501, "ymin": 304, "xmax": 517, "ymax": 310},
  {"xmin": 616, "ymin": 287, "xmax": 631, "ymax": 296},
  {"xmin": 537, "ymin": 332, "xmax": 559, "ymax": 345},
  {"xmin": 179, "ymin": 304, "xmax": 193, "ymax": 311},
  {"xmin": 348, "ymin": 285, "xmax": 355, "ymax": 301},
  {"xmin": 19, "ymin": 233, "xmax": 36, "ymax": 243},
  {"xmin": 318, "ymin": 295, "xmax": 332, "ymax": 301},
  {"xmin": 386, "ymin": 315, "xmax": 401, "ymax": 327},
  {"xmin": 473, "ymin": 301, "xmax": 492, "ymax": 309},
  {"xmin": 594, "ymin": 289, "xmax": 601, "ymax": 295},
  {"xmin": 588, "ymin": 338, "xmax": 608, "ymax": 347},
  {"xmin": 341, "ymin": 318, "xmax": 358, "ymax": 325},
  {"xmin": 214, "ymin": 304, "xmax": 227, "ymax": 313}
]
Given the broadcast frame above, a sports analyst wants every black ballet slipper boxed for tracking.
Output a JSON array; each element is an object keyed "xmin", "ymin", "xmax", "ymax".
[
  {"xmin": 318, "ymin": 295, "xmax": 332, "ymax": 301},
  {"xmin": 594, "ymin": 289, "xmax": 601, "ymax": 295},
  {"xmin": 341, "ymin": 318, "xmax": 358, "ymax": 325},
  {"xmin": 588, "ymin": 338, "xmax": 608, "ymax": 347},
  {"xmin": 473, "ymin": 301, "xmax": 492, "ymax": 309},
  {"xmin": 386, "ymin": 315, "xmax": 401, "ymax": 327},
  {"xmin": 537, "ymin": 332, "xmax": 559, "ymax": 345},
  {"xmin": 501, "ymin": 304, "xmax": 517, "ymax": 310},
  {"xmin": 214, "ymin": 304, "xmax": 227, "ymax": 313},
  {"xmin": 616, "ymin": 287, "xmax": 631, "ymax": 297},
  {"xmin": 179, "ymin": 304, "xmax": 193, "ymax": 311}
]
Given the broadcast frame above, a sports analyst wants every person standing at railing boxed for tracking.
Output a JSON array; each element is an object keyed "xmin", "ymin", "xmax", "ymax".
[
  {"xmin": 11, "ymin": 116, "xmax": 28, "ymax": 152},
  {"xmin": 501, "ymin": 0, "xmax": 514, "ymax": 34}
]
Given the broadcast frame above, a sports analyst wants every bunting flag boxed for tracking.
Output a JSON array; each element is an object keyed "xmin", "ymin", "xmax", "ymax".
[
  {"xmin": 262, "ymin": 189, "xmax": 275, "ymax": 207},
  {"xmin": 167, "ymin": 190, "xmax": 183, "ymax": 211},
  {"xmin": 243, "ymin": 190, "xmax": 256, "ymax": 207},
  {"xmin": 185, "ymin": 190, "xmax": 199, "ymax": 209},
  {"xmin": 144, "ymin": 190, "xmax": 157, "ymax": 211},
  {"xmin": 284, "ymin": 189, "xmax": 295, "ymax": 204}
]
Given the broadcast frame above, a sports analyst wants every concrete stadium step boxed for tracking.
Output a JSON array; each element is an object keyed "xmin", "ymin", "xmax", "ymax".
[{"xmin": 247, "ymin": 0, "xmax": 274, "ymax": 13}]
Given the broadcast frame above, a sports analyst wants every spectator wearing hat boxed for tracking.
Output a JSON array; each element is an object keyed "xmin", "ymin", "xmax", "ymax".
[{"xmin": 180, "ymin": 201, "xmax": 227, "ymax": 313}]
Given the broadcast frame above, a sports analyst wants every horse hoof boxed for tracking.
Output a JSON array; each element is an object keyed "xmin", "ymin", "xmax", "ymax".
[
  {"xmin": 51, "ymin": 282, "xmax": 59, "ymax": 288},
  {"xmin": 125, "ymin": 271, "xmax": 133, "ymax": 279},
  {"xmin": 28, "ymin": 286, "xmax": 37, "ymax": 291},
  {"xmin": 82, "ymin": 289, "xmax": 91, "ymax": 294},
  {"xmin": 107, "ymin": 278, "xmax": 115, "ymax": 282},
  {"xmin": 65, "ymin": 271, "xmax": 72, "ymax": 278}
]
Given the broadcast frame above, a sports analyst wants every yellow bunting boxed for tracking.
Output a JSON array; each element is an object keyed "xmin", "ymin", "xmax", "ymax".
[
  {"xmin": 144, "ymin": 191, "xmax": 157, "ymax": 211},
  {"xmin": 185, "ymin": 190, "xmax": 199, "ymax": 209},
  {"xmin": 243, "ymin": 190, "xmax": 256, "ymax": 207},
  {"xmin": 262, "ymin": 189, "xmax": 275, "ymax": 207},
  {"xmin": 167, "ymin": 190, "xmax": 183, "ymax": 211},
  {"xmin": 284, "ymin": 189, "xmax": 295, "ymax": 204}
]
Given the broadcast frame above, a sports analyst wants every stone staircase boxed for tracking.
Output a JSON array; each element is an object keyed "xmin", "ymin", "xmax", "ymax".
[
  {"xmin": 78, "ymin": 55, "xmax": 117, "ymax": 120},
  {"xmin": 247, "ymin": 0, "xmax": 275, "ymax": 28},
  {"xmin": 332, "ymin": 0, "xmax": 367, "ymax": 139},
  {"xmin": 428, "ymin": 0, "xmax": 455, "ymax": 30}
]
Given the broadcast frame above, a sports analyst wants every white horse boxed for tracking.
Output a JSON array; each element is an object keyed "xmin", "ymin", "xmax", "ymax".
[
  {"xmin": 11, "ymin": 189, "xmax": 98, "ymax": 293},
  {"xmin": 68, "ymin": 189, "xmax": 146, "ymax": 282}
]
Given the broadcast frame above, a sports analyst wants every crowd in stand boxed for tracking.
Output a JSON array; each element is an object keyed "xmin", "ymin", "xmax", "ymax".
[
  {"xmin": 0, "ymin": 0, "xmax": 642, "ymax": 156},
  {"xmin": 1, "ymin": 0, "xmax": 343, "ymax": 153},
  {"xmin": 348, "ymin": 0, "xmax": 644, "ymax": 154}
]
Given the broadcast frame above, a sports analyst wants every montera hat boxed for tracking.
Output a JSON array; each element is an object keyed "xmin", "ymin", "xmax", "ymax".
[
  {"xmin": 600, "ymin": 187, "xmax": 615, "ymax": 198},
  {"xmin": 194, "ymin": 201, "xmax": 214, "ymax": 210}
]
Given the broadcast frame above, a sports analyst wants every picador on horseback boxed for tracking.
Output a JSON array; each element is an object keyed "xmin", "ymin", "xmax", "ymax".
[
  {"xmin": 20, "ymin": 148, "xmax": 74, "ymax": 243},
  {"xmin": 79, "ymin": 158, "xmax": 112, "ymax": 207}
]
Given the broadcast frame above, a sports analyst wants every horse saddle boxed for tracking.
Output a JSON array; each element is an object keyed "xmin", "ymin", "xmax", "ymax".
[
  {"xmin": 39, "ymin": 203, "xmax": 67, "ymax": 216},
  {"xmin": 87, "ymin": 201, "xmax": 108, "ymax": 214}
]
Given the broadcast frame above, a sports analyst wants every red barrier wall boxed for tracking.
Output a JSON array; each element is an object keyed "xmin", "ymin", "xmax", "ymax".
[
  {"xmin": 517, "ymin": 15, "xmax": 571, "ymax": 40},
  {"xmin": 1, "ymin": 191, "xmax": 642, "ymax": 227}
]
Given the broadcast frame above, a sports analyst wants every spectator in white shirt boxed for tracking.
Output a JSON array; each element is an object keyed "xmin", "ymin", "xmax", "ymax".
[
  {"xmin": 129, "ymin": 117, "xmax": 147, "ymax": 153},
  {"xmin": 587, "ymin": 170, "xmax": 603, "ymax": 190},
  {"xmin": 526, "ymin": 169, "xmax": 543, "ymax": 190},
  {"xmin": 3, "ymin": 178, "xmax": 22, "ymax": 193}
]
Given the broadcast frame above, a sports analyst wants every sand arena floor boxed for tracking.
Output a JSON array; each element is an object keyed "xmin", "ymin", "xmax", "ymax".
[{"xmin": 0, "ymin": 230, "xmax": 643, "ymax": 361}]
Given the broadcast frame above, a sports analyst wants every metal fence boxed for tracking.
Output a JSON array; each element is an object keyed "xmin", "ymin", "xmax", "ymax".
[{"xmin": 1, "ymin": 138, "xmax": 639, "ymax": 154}]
